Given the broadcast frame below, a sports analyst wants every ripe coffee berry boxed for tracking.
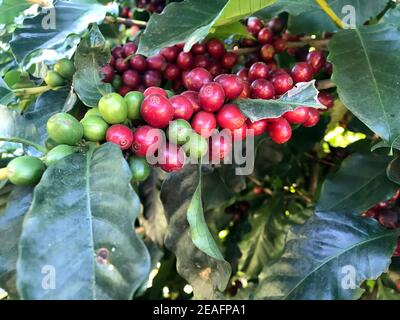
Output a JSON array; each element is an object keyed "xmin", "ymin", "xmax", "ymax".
[
  {"xmin": 106, "ymin": 124, "xmax": 134, "ymax": 150},
  {"xmin": 260, "ymin": 44, "xmax": 275, "ymax": 62},
  {"xmin": 273, "ymin": 38, "xmax": 287, "ymax": 53},
  {"xmin": 214, "ymin": 74, "xmax": 244, "ymax": 101},
  {"xmin": 181, "ymin": 91, "xmax": 201, "ymax": 112},
  {"xmin": 209, "ymin": 134, "xmax": 232, "ymax": 161},
  {"xmin": 307, "ymin": 50, "xmax": 326, "ymax": 73},
  {"xmin": 102, "ymin": 65, "xmax": 114, "ymax": 83},
  {"xmin": 199, "ymin": 82, "xmax": 225, "ymax": 112},
  {"xmin": 177, "ymin": 51, "xmax": 193, "ymax": 70},
  {"xmin": 318, "ymin": 91, "xmax": 334, "ymax": 109},
  {"xmin": 231, "ymin": 123, "xmax": 248, "ymax": 141},
  {"xmin": 268, "ymin": 17, "xmax": 285, "ymax": 34},
  {"xmin": 111, "ymin": 46, "xmax": 123, "ymax": 58},
  {"xmin": 129, "ymin": 54, "xmax": 147, "ymax": 72},
  {"xmin": 271, "ymin": 73, "xmax": 294, "ymax": 95},
  {"xmin": 303, "ymin": 108, "xmax": 320, "ymax": 127},
  {"xmin": 160, "ymin": 46, "xmax": 179, "ymax": 62},
  {"xmin": 144, "ymin": 87, "xmax": 168, "ymax": 98},
  {"xmin": 268, "ymin": 117, "xmax": 292, "ymax": 144},
  {"xmin": 193, "ymin": 55, "xmax": 209, "ymax": 69},
  {"xmin": 247, "ymin": 17, "xmax": 264, "ymax": 35},
  {"xmin": 291, "ymin": 62, "xmax": 314, "ymax": 83},
  {"xmin": 248, "ymin": 62, "xmax": 270, "ymax": 82},
  {"xmin": 236, "ymin": 68, "xmax": 249, "ymax": 82},
  {"xmin": 184, "ymin": 67, "xmax": 213, "ymax": 91},
  {"xmin": 258, "ymin": 27, "xmax": 274, "ymax": 44},
  {"xmin": 216, "ymin": 104, "xmax": 246, "ymax": 130},
  {"xmin": 147, "ymin": 54, "xmax": 167, "ymax": 71},
  {"xmin": 250, "ymin": 79, "xmax": 275, "ymax": 99},
  {"xmin": 324, "ymin": 62, "xmax": 333, "ymax": 76},
  {"xmin": 239, "ymin": 81, "xmax": 251, "ymax": 98},
  {"xmin": 191, "ymin": 111, "xmax": 217, "ymax": 138},
  {"xmin": 170, "ymin": 95, "xmax": 194, "ymax": 120},
  {"xmin": 143, "ymin": 70, "xmax": 162, "ymax": 87},
  {"xmin": 221, "ymin": 52, "xmax": 238, "ymax": 69},
  {"xmin": 283, "ymin": 106, "xmax": 310, "ymax": 124},
  {"xmin": 207, "ymin": 60, "xmax": 223, "ymax": 77},
  {"xmin": 164, "ymin": 64, "xmax": 181, "ymax": 81},
  {"xmin": 132, "ymin": 126, "xmax": 162, "ymax": 157},
  {"xmin": 115, "ymin": 58, "xmax": 129, "ymax": 73},
  {"xmin": 122, "ymin": 70, "xmax": 141, "ymax": 88},
  {"xmin": 140, "ymin": 94, "xmax": 174, "ymax": 128},
  {"xmin": 246, "ymin": 119, "xmax": 268, "ymax": 136},
  {"xmin": 158, "ymin": 143, "xmax": 186, "ymax": 173},
  {"xmin": 122, "ymin": 42, "xmax": 137, "ymax": 58},
  {"xmin": 206, "ymin": 38, "xmax": 225, "ymax": 58},
  {"xmin": 118, "ymin": 85, "xmax": 132, "ymax": 97},
  {"xmin": 191, "ymin": 43, "xmax": 206, "ymax": 55}
]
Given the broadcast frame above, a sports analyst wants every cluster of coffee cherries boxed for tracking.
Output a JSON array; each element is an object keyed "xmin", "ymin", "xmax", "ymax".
[
  {"xmin": 101, "ymin": 37, "xmax": 239, "ymax": 96},
  {"xmin": 363, "ymin": 191, "xmax": 400, "ymax": 257},
  {"xmin": 135, "ymin": 0, "xmax": 166, "ymax": 13},
  {"xmin": 44, "ymin": 58, "xmax": 75, "ymax": 88}
]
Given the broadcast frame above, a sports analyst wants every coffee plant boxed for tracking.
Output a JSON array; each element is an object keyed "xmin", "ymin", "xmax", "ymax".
[{"xmin": 0, "ymin": 0, "xmax": 400, "ymax": 301}]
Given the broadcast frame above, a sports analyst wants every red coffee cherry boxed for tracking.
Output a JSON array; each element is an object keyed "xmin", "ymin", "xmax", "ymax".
[
  {"xmin": 170, "ymin": 95, "xmax": 194, "ymax": 121},
  {"xmin": 248, "ymin": 62, "xmax": 270, "ymax": 82},
  {"xmin": 260, "ymin": 44, "xmax": 275, "ymax": 62},
  {"xmin": 122, "ymin": 42, "xmax": 137, "ymax": 58},
  {"xmin": 177, "ymin": 51, "xmax": 193, "ymax": 70},
  {"xmin": 283, "ymin": 106, "xmax": 310, "ymax": 124},
  {"xmin": 268, "ymin": 117, "xmax": 292, "ymax": 144},
  {"xmin": 111, "ymin": 46, "xmax": 123, "ymax": 58},
  {"xmin": 181, "ymin": 90, "xmax": 201, "ymax": 112},
  {"xmin": 273, "ymin": 38, "xmax": 287, "ymax": 53},
  {"xmin": 193, "ymin": 54, "xmax": 209, "ymax": 69},
  {"xmin": 199, "ymin": 82, "xmax": 225, "ymax": 112},
  {"xmin": 268, "ymin": 17, "xmax": 285, "ymax": 34},
  {"xmin": 303, "ymin": 108, "xmax": 320, "ymax": 127},
  {"xmin": 214, "ymin": 74, "xmax": 244, "ymax": 100},
  {"xmin": 216, "ymin": 104, "xmax": 246, "ymax": 130},
  {"xmin": 318, "ymin": 91, "xmax": 334, "ymax": 109},
  {"xmin": 184, "ymin": 67, "xmax": 213, "ymax": 91},
  {"xmin": 143, "ymin": 70, "xmax": 162, "ymax": 87},
  {"xmin": 207, "ymin": 60, "xmax": 223, "ymax": 77},
  {"xmin": 160, "ymin": 46, "xmax": 179, "ymax": 62},
  {"xmin": 236, "ymin": 68, "xmax": 249, "ymax": 82},
  {"xmin": 258, "ymin": 27, "xmax": 274, "ymax": 44},
  {"xmin": 324, "ymin": 62, "xmax": 333, "ymax": 76},
  {"xmin": 129, "ymin": 54, "xmax": 147, "ymax": 72},
  {"xmin": 132, "ymin": 125, "xmax": 162, "ymax": 157},
  {"xmin": 239, "ymin": 81, "xmax": 251, "ymax": 99},
  {"xmin": 101, "ymin": 65, "xmax": 114, "ymax": 83},
  {"xmin": 144, "ymin": 87, "xmax": 168, "ymax": 98},
  {"xmin": 191, "ymin": 111, "xmax": 217, "ymax": 138},
  {"xmin": 209, "ymin": 134, "xmax": 232, "ymax": 160},
  {"xmin": 164, "ymin": 63, "xmax": 181, "ymax": 81},
  {"xmin": 221, "ymin": 52, "xmax": 238, "ymax": 69},
  {"xmin": 115, "ymin": 58, "xmax": 129, "ymax": 73},
  {"xmin": 250, "ymin": 79, "xmax": 275, "ymax": 99},
  {"xmin": 247, "ymin": 17, "xmax": 264, "ymax": 35},
  {"xmin": 140, "ymin": 94, "xmax": 174, "ymax": 128},
  {"xmin": 291, "ymin": 62, "xmax": 314, "ymax": 83},
  {"xmin": 307, "ymin": 50, "xmax": 326, "ymax": 73},
  {"xmin": 191, "ymin": 43, "xmax": 206, "ymax": 55},
  {"xmin": 231, "ymin": 122, "xmax": 248, "ymax": 141},
  {"xmin": 147, "ymin": 54, "xmax": 167, "ymax": 71},
  {"xmin": 122, "ymin": 70, "xmax": 141, "ymax": 88},
  {"xmin": 106, "ymin": 125, "xmax": 134, "ymax": 150},
  {"xmin": 206, "ymin": 38, "xmax": 225, "ymax": 58},
  {"xmin": 246, "ymin": 119, "xmax": 268, "ymax": 136},
  {"xmin": 271, "ymin": 73, "xmax": 294, "ymax": 95},
  {"xmin": 159, "ymin": 143, "xmax": 186, "ymax": 173},
  {"xmin": 118, "ymin": 85, "xmax": 132, "ymax": 97}
]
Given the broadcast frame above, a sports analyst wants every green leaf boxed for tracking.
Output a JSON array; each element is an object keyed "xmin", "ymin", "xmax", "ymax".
[
  {"xmin": 10, "ymin": 1, "xmax": 115, "ymax": 65},
  {"xmin": 387, "ymin": 156, "xmax": 400, "ymax": 186},
  {"xmin": 72, "ymin": 24, "xmax": 113, "ymax": 107},
  {"xmin": 329, "ymin": 24, "xmax": 400, "ymax": 146},
  {"xmin": 138, "ymin": 0, "xmax": 276, "ymax": 57},
  {"xmin": 209, "ymin": 22, "xmax": 253, "ymax": 40},
  {"xmin": 236, "ymin": 81, "xmax": 325, "ymax": 122},
  {"xmin": 24, "ymin": 88, "xmax": 76, "ymax": 144},
  {"xmin": 0, "ymin": 0, "xmax": 31, "ymax": 25},
  {"xmin": 160, "ymin": 165, "xmax": 231, "ymax": 298},
  {"xmin": 0, "ymin": 186, "xmax": 33, "ymax": 300},
  {"xmin": 382, "ymin": 5, "xmax": 400, "ymax": 26},
  {"xmin": 17, "ymin": 143, "xmax": 151, "ymax": 299},
  {"xmin": 255, "ymin": 210, "xmax": 399, "ymax": 300},
  {"xmin": 318, "ymin": 154, "xmax": 398, "ymax": 214},
  {"xmin": 0, "ymin": 78, "xmax": 16, "ymax": 105},
  {"xmin": 376, "ymin": 279, "xmax": 400, "ymax": 300}
]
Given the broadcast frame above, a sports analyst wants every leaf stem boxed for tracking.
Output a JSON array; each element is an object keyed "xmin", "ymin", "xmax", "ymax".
[
  {"xmin": 13, "ymin": 86, "xmax": 54, "ymax": 97},
  {"xmin": 0, "ymin": 138, "xmax": 47, "ymax": 154},
  {"xmin": 104, "ymin": 16, "xmax": 147, "ymax": 27},
  {"xmin": 316, "ymin": 79, "xmax": 336, "ymax": 90},
  {"xmin": 0, "ymin": 168, "xmax": 8, "ymax": 181},
  {"xmin": 315, "ymin": 0, "xmax": 345, "ymax": 29}
]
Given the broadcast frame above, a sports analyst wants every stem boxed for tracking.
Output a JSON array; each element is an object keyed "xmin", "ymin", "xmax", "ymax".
[
  {"xmin": 286, "ymin": 38, "xmax": 330, "ymax": 49},
  {"xmin": 0, "ymin": 138, "xmax": 47, "ymax": 154},
  {"xmin": 315, "ymin": 0, "xmax": 345, "ymax": 29},
  {"xmin": 0, "ymin": 168, "xmax": 8, "ymax": 181},
  {"xmin": 229, "ymin": 46, "xmax": 259, "ymax": 54},
  {"xmin": 316, "ymin": 79, "xmax": 336, "ymax": 90},
  {"xmin": 104, "ymin": 16, "xmax": 147, "ymax": 27},
  {"xmin": 13, "ymin": 85, "xmax": 53, "ymax": 96}
]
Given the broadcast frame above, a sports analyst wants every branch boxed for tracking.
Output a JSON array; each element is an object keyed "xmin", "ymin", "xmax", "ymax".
[
  {"xmin": 316, "ymin": 79, "xmax": 336, "ymax": 90},
  {"xmin": 104, "ymin": 16, "xmax": 147, "ymax": 27},
  {"xmin": 315, "ymin": 0, "xmax": 345, "ymax": 29},
  {"xmin": 13, "ymin": 85, "xmax": 54, "ymax": 97}
]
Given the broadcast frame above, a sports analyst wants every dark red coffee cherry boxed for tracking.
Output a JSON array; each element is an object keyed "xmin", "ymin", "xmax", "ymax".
[
  {"xmin": 214, "ymin": 74, "xmax": 244, "ymax": 100},
  {"xmin": 241, "ymin": 38, "xmax": 258, "ymax": 47},
  {"xmin": 129, "ymin": 54, "xmax": 147, "ymax": 72},
  {"xmin": 268, "ymin": 117, "xmax": 292, "ymax": 144},
  {"xmin": 170, "ymin": 95, "xmax": 194, "ymax": 121},
  {"xmin": 191, "ymin": 111, "xmax": 217, "ymax": 138},
  {"xmin": 231, "ymin": 122, "xmax": 248, "ymax": 141},
  {"xmin": 122, "ymin": 70, "xmax": 141, "ymax": 88},
  {"xmin": 184, "ymin": 67, "xmax": 213, "ymax": 91},
  {"xmin": 177, "ymin": 51, "xmax": 193, "ymax": 70},
  {"xmin": 273, "ymin": 38, "xmax": 287, "ymax": 53},
  {"xmin": 236, "ymin": 68, "xmax": 249, "ymax": 82},
  {"xmin": 181, "ymin": 90, "xmax": 201, "ymax": 112},
  {"xmin": 198, "ymin": 82, "xmax": 225, "ymax": 112},
  {"xmin": 324, "ymin": 62, "xmax": 333, "ymax": 76},
  {"xmin": 206, "ymin": 38, "xmax": 225, "ymax": 58},
  {"xmin": 141, "ymin": 94, "xmax": 174, "ymax": 128},
  {"xmin": 115, "ymin": 58, "xmax": 129, "ymax": 73},
  {"xmin": 101, "ymin": 65, "xmax": 114, "ymax": 83},
  {"xmin": 191, "ymin": 43, "xmax": 206, "ymax": 55},
  {"xmin": 268, "ymin": 17, "xmax": 285, "ymax": 34},
  {"xmin": 307, "ymin": 50, "xmax": 326, "ymax": 73},
  {"xmin": 221, "ymin": 52, "xmax": 238, "ymax": 69},
  {"xmin": 147, "ymin": 54, "xmax": 167, "ymax": 71},
  {"xmin": 258, "ymin": 27, "xmax": 274, "ymax": 44},
  {"xmin": 122, "ymin": 42, "xmax": 138, "ymax": 58},
  {"xmin": 303, "ymin": 108, "xmax": 320, "ymax": 127},
  {"xmin": 247, "ymin": 17, "xmax": 264, "ymax": 35},
  {"xmin": 216, "ymin": 104, "xmax": 246, "ymax": 130},
  {"xmin": 164, "ymin": 63, "xmax": 181, "ymax": 81},
  {"xmin": 283, "ymin": 106, "xmax": 309, "ymax": 124},
  {"xmin": 207, "ymin": 60, "xmax": 223, "ymax": 77},
  {"xmin": 159, "ymin": 143, "xmax": 186, "ymax": 173},
  {"xmin": 318, "ymin": 91, "xmax": 334, "ymax": 109},
  {"xmin": 291, "ymin": 62, "xmax": 314, "ymax": 83},
  {"xmin": 260, "ymin": 44, "xmax": 275, "ymax": 62},
  {"xmin": 106, "ymin": 124, "xmax": 134, "ymax": 150},
  {"xmin": 271, "ymin": 73, "xmax": 294, "ymax": 95},
  {"xmin": 193, "ymin": 54, "xmax": 209, "ymax": 69},
  {"xmin": 144, "ymin": 87, "xmax": 168, "ymax": 98},
  {"xmin": 132, "ymin": 125, "xmax": 162, "ymax": 157},
  {"xmin": 209, "ymin": 134, "xmax": 232, "ymax": 160},
  {"xmin": 239, "ymin": 81, "xmax": 251, "ymax": 99},
  {"xmin": 118, "ymin": 85, "xmax": 132, "ymax": 97},
  {"xmin": 246, "ymin": 119, "xmax": 268, "ymax": 136},
  {"xmin": 160, "ymin": 46, "xmax": 179, "ymax": 62},
  {"xmin": 143, "ymin": 70, "xmax": 162, "ymax": 87},
  {"xmin": 248, "ymin": 62, "xmax": 270, "ymax": 82},
  {"xmin": 250, "ymin": 79, "xmax": 275, "ymax": 99},
  {"xmin": 111, "ymin": 46, "xmax": 123, "ymax": 58}
]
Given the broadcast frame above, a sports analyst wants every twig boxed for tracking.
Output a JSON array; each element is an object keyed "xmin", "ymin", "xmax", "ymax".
[
  {"xmin": 316, "ymin": 79, "xmax": 336, "ymax": 90},
  {"xmin": 286, "ymin": 38, "xmax": 330, "ymax": 49},
  {"xmin": 104, "ymin": 16, "xmax": 147, "ymax": 27},
  {"xmin": 247, "ymin": 175, "xmax": 273, "ymax": 196},
  {"xmin": 13, "ymin": 85, "xmax": 54, "ymax": 97}
]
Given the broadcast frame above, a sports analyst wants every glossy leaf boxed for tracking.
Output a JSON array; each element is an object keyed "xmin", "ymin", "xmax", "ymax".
[
  {"xmin": 72, "ymin": 24, "xmax": 113, "ymax": 107},
  {"xmin": 0, "ymin": 0, "xmax": 31, "ymax": 25},
  {"xmin": 17, "ymin": 143, "xmax": 151, "ymax": 300},
  {"xmin": 0, "ymin": 78, "xmax": 16, "ymax": 105},
  {"xmin": 236, "ymin": 81, "xmax": 325, "ymax": 122}
]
